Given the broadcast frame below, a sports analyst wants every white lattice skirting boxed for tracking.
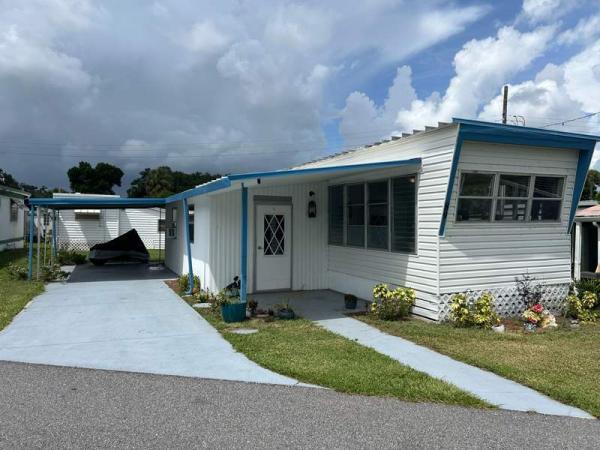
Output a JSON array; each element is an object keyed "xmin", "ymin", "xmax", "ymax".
[
  {"xmin": 438, "ymin": 283, "xmax": 570, "ymax": 320},
  {"xmin": 58, "ymin": 239, "xmax": 162, "ymax": 251}
]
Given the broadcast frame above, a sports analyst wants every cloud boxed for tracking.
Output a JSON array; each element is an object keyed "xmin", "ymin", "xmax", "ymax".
[
  {"xmin": 520, "ymin": 0, "xmax": 579, "ymax": 23},
  {"xmin": 557, "ymin": 14, "xmax": 600, "ymax": 45},
  {"xmin": 0, "ymin": 0, "xmax": 486, "ymax": 190}
]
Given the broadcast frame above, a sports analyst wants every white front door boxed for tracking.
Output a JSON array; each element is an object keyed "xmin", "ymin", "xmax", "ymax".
[{"xmin": 255, "ymin": 203, "xmax": 292, "ymax": 291}]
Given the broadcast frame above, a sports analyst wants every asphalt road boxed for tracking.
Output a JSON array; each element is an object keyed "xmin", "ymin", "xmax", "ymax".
[{"xmin": 0, "ymin": 361, "xmax": 599, "ymax": 449}]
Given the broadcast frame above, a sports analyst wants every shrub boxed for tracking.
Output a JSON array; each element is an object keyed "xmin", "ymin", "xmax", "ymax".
[
  {"xmin": 566, "ymin": 291, "xmax": 599, "ymax": 323},
  {"xmin": 515, "ymin": 274, "xmax": 542, "ymax": 309},
  {"xmin": 370, "ymin": 283, "xmax": 415, "ymax": 320},
  {"xmin": 7, "ymin": 263, "xmax": 28, "ymax": 280},
  {"xmin": 58, "ymin": 250, "xmax": 87, "ymax": 265},
  {"xmin": 178, "ymin": 274, "xmax": 200, "ymax": 293},
  {"xmin": 449, "ymin": 292, "xmax": 499, "ymax": 329},
  {"xmin": 40, "ymin": 264, "xmax": 69, "ymax": 282},
  {"xmin": 573, "ymin": 278, "xmax": 600, "ymax": 298}
]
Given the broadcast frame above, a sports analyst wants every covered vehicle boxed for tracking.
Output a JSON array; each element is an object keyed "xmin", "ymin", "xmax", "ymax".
[{"xmin": 89, "ymin": 229, "xmax": 149, "ymax": 265}]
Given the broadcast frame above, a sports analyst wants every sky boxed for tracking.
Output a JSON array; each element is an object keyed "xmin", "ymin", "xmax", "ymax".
[{"xmin": 0, "ymin": 0, "xmax": 599, "ymax": 193}]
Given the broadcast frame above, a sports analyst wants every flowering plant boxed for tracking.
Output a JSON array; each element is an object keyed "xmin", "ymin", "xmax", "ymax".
[
  {"xmin": 566, "ymin": 291, "xmax": 599, "ymax": 323},
  {"xmin": 522, "ymin": 303, "xmax": 557, "ymax": 329},
  {"xmin": 449, "ymin": 292, "xmax": 499, "ymax": 329},
  {"xmin": 371, "ymin": 283, "xmax": 415, "ymax": 320}
]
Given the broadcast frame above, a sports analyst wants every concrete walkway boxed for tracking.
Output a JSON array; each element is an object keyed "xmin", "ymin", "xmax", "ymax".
[
  {"xmin": 0, "ymin": 265, "xmax": 299, "ymax": 386},
  {"xmin": 252, "ymin": 290, "xmax": 594, "ymax": 419}
]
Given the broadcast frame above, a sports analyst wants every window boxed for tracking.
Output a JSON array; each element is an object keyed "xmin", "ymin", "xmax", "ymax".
[
  {"xmin": 328, "ymin": 174, "xmax": 417, "ymax": 254},
  {"xmin": 188, "ymin": 205, "xmax": 194, "ymax": 243},
  {"xmin": 157, "ymin": 218, "xmax": 166, "ymax": 232},
  {"xmin": 10, "ymin": 199, "xmax": 18, "ymax": 222},
  {"xmin": 456, "ymin": 173, "xmax": 494, "ymax": 222},
  {"xmin": 391, "ymin": 176, "xmax": 416, "ymax": 253},
  {"xmin": 456, "ymin": 172, "xmax": 564, "ymax": 223},
  {"xmin": 367, "ymin": 181, "xmax": 388, "ymax": 249},
  {"xmin": 328, "ymin": 185, "xmax": 343, "ymax": 245},
  {"xmin": 531, "ymin": 176, "xmax": 564, "ymax": 221},
  {"xmin": 346, "ymin": 184, "xmax": 365, "ymax": 247},
  {"xmin": 495, "ymin": 175, "xmax": 530, "ymax": 221}
]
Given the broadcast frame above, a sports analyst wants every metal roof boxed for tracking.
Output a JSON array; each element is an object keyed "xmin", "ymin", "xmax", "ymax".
[
  {"xmin": 26, "ymin": 197, "xmax": 167, "ymax": 210},
  {"xmin": 166, "ymin": 158, "xmax": 422, "ymax": 203}
]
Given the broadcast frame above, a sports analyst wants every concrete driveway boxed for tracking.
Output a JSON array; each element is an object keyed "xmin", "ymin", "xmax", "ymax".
[{"xmin": 0, "ymin": 264, "xmax": 298, "ymax": 385}]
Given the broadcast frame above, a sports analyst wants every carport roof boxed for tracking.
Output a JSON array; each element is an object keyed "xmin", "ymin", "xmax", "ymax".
[{"xmin": 27, "ymin": 197, "xmax": 167, "ymax": 210}]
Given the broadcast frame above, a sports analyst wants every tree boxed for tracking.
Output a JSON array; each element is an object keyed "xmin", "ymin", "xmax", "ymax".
[
  {"xmin": 582, "ymin": 169, "xmax": 600, "ymax": 201},
  {"xmin": 67, "ymin": 161, "xmax": 124, "ymax": 194},
  {"xmin": 0, "ymin": 168, "xmax": 63, "ymax": 197},
  {"xmin": 127, "ymin": 166, "xmax": 219, "ymax": 198}
]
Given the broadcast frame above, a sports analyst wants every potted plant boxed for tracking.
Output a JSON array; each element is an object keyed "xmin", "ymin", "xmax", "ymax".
[
  {"xmin": 217, "ymin": 290, "xmax": 246, "ymax": 323},
  {"xmin": 247, "ymin": 299, "xmax": 258, "ymax": 317},
  {"xmin": 275, "ymin": 302, "xmax": 296, "ymax": 320},
  {"xmin": 344, "ymin": 294, "xmax": 358, "ymax": 310}
]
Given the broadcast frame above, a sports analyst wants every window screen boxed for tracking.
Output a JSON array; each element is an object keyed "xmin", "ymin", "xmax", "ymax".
[
  {"xmin": 391, "ymin": 175, "xmax": 416, "ymax": 253},
  {"xmin": 346, "ymin": 184, "xmax": 365, "ymax": 247},
  {"xmin": 328, "ymin": 185, "xmax": 344, "ymax": 245},
  {"xmin": 367, "ymin": 181, "xmax": 388, "ymax": 249}
]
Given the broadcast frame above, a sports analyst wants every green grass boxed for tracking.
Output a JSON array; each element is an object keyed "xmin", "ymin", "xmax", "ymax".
[
  {"xmin": 357, "ymin": 315, "xmax": 600, "ymax": 418},
  {"xmin": 0, "ymin": 248, "xmax": 44, "ymax": 331},
  {"xmin": 196, "ymin": 308, "xmax": 489, "ymax": 409}
]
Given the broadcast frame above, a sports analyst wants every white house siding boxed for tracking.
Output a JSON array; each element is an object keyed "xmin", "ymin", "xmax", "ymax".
[
  {"xmin": 0, "ymin": 195, "xmax": 25, "ymax": 251},
  {"xmin": 297, "ymin": 125, "xmax": 459, "ymax": 319},
  {"xmin": 57, "ymin": 209, "xmax": 119, "ymax": 251},
  {"xmin": 439, "ymin": 142, "xmax": 578, "ymax": 317},
  {"xmin": 117, "ymin": 208, "xmax": 163, "ymax": 249}
]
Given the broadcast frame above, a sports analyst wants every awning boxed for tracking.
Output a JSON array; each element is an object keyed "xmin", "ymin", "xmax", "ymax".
[
  {"xmin": 26, "ymin": 197, "xmax": 167, "ymax": 210},
  {"xmin": 166, "ymin": 158, "xmax": 422, "ymax": 203}
]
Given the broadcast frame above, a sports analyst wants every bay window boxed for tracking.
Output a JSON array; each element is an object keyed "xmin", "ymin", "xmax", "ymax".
[
  {"xmin": 328, "ymin": 174, "xmax": 417, "ymax": 253},
  {"xmin": 456, "ymin": 172, "xmax": 564, "ymax": 223}
]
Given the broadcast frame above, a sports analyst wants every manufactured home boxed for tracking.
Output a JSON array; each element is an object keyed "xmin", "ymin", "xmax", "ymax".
[
  {"xmin": 0, "ymin": 186, "xmax": 28, "ymax": 251},
  {"xmin": 162, "ymin": 119, "xmax": 599, "ymax": 320},
  {"xmin": 53, "ymin": 193, "xmax": 165, "ymax": 251}
]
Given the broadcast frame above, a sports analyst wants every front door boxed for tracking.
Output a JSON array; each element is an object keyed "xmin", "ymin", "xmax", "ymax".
[{"xmin": 255, "ymin": 204, "xmax": 292, "ymax": 291}]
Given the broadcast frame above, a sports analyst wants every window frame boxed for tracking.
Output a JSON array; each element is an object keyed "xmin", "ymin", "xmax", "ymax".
[
  {"xmin": 455, "ymin": 170, "xmax": 566, "ymax": 224},
  {"xmin": 328, "ymin": 173, "xmax": 418, "ymax": 255}
]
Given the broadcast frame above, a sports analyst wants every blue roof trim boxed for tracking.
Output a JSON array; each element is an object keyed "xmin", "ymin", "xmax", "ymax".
[
  {"xmin": 27, "ymin": 197, "xmax": 166, "ymax": 209},
  {"xmin": 168, "ymin": 158, "xmax": 422, "ymax": 202},
  {"xmin": 439, "ymin": 120, "xmax": 600, "ymax": 236},
  {"xmin": 166, "ymin": 177, "xmax": 232, "ymax": 203}
]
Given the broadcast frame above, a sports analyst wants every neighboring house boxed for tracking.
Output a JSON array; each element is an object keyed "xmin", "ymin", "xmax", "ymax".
[
  {"xmin": 0, "ymin": 186, "xmax": 29, "ymax": 251},
  {"xmin": 573, "ymin": 205, "xmax": 600, "ymax": 280},
  {"xmin": 54, "ymin": 193, "xmax": 165, "ymax": 251}
]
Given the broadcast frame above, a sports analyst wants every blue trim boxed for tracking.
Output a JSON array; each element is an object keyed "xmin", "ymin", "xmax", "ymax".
[
  {"xmin": 240, "ymin": 184, "xmax": 248, "ymax": 303},
  {"xmin": 27, "ymin": 197, "xmax": 166, "ymax": 209},
  {"xmin": 183, "ymin": 198, "xmax": 194, "ymax": 295},
  {"xmin": 167, "ymin": 158, "xmax": 422, "ymax": 202},
  {"xmin": 570, "ymin": 146, "xmax": 596, "ymax": 231},
  {"xmin": 52, "ymin": 210, "xmax": 57, "ymax": 258},
  {"xmin": 438, "ymin": 120, "xmax": 599, "ymax": 236},
  {"xmin": 453, "ymin": 118, "xmax": 600, "ymax": 142},
  {"xmin": 439, "ymin": 132, "xmax": 464, "ymax": 237},
  {"xmin": 27, "ymin": 207, "xmax": 34, "ymax": 280},
  {"xmin": 166, "ymin": 178, "xmax": 231, "ymax": 203}
]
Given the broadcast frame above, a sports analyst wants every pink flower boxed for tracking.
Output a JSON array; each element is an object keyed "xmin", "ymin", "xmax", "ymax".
[{"xmin": 532, "ymin": 303, "xmax": 543, "ymax": 314}]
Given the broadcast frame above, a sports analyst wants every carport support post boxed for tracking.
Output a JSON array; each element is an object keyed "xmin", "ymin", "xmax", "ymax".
[
  {"xmin": 183, "ymin": 198, "xmax": 194, "ymax": 295},
  {"xmin": 52, "ymin": 210, "xmax": 57, "ymax": 260},
  {"xmin": 240, "ymin": 184, "xmax": 248, "ymax": 303},
  {"xmin": 27, "ymin": 206, "xmax": 35, "ymax": 280}
]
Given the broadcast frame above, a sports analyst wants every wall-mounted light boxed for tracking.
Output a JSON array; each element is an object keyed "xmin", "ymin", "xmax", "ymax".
[{"xmin": 307, "ymin": 191, "xmax": 317, "ymax": 218}]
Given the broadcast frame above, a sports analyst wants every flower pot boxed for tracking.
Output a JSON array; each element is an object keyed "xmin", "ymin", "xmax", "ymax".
[
  {"xmin": 344, "ymin": 295, "xmax": 358, "ymax": 310},
  {"xmin": 221, "ymin": 302, "xmax": 247, "ymax": 323},
  {"xmin": 492, "ymin": 324, "xmax": 505, "ymax": 333},
  {"xmin": 277, "ymin": 309, "xmax": 296, "ymax": 320}
]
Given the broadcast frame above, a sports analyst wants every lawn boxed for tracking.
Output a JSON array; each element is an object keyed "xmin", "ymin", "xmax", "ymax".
[
  {"xmin": 358, "ymin": 315, "xmax": 600, "ymax": 418},
  {"xmin": 196, "ymin": 307, "xmax": 489, "ymax": 409},
  {"xmin": 0, "ymin": 248, "xmax": 44, "ymax": 331}
]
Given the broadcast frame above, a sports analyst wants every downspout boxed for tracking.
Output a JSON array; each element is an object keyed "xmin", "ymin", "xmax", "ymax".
[
  {"xmin": 574, "ymin": 222, "xmax": 582, "ymax": 280},
  {"xmin": 52, "ymin": 210, "xmax": 57, "ymax": 259},
  {"xmin": 240, "ymin": 183, "xmax": 248, "ymax": 303},
  {"xmin": 27, "ymin": 206, "xmax": 35, "ymax": 281},
  {"xmin": 183, "ymin": 198, "xmax": 194, "ymax": 295}
]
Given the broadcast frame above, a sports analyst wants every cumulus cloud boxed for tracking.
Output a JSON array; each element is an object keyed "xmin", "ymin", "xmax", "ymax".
[
  {"xmin": 0, "ymin": 0, "xmax": 487, "ymax": 190},
  {"xmin": 520, "ymin": 0, "xmax": 579, "ymax": 23}
]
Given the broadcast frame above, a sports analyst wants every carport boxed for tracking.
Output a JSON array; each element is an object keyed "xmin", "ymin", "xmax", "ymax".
[{"xmin": 25, "ymin": 196, "xmax": 195, "ymax": 291}]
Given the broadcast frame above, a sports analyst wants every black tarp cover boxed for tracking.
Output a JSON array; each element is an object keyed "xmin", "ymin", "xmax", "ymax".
[{"xmin": 89, "ymin": 229, "xmax": 149, "ymax": 263}]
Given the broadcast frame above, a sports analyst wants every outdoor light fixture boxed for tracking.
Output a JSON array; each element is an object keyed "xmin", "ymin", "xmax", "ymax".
[{"xmin": 307, "ymin": 191, "xmax": 317, "ymax": 218}]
